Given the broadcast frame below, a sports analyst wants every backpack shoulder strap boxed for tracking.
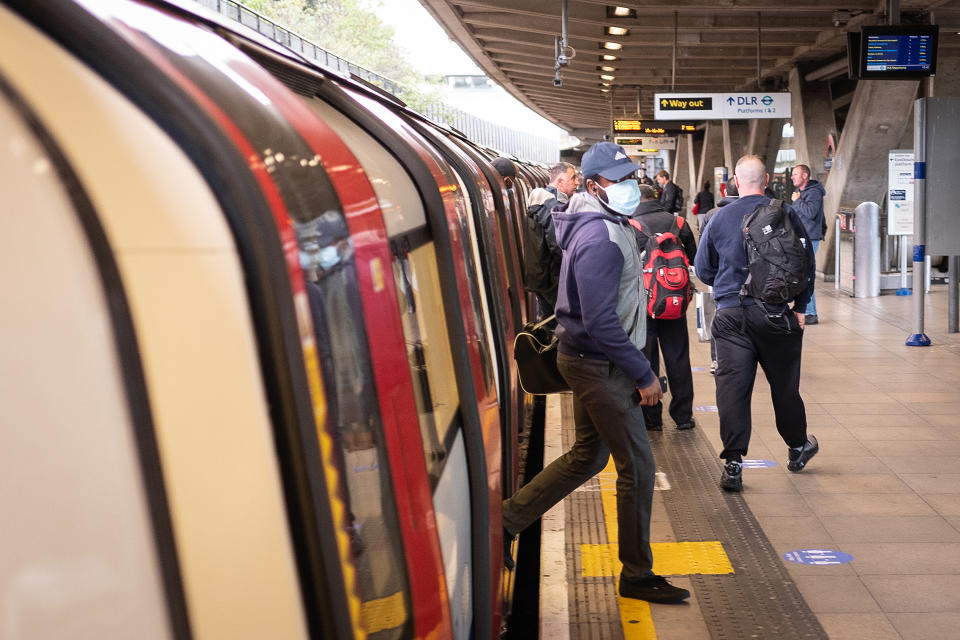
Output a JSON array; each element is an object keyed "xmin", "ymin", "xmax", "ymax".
[
  {"xmin": 627, "ymin": 218, "xmax": 643, "ymax": 232},
  {"xmin": 675, "ymin": 216, "xmax": 685, "ymax": 229}
]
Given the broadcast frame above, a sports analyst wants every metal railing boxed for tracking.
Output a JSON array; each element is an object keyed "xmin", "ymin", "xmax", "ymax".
[{"xmin": 189, "ymin": 0, "xmax": 559, "ymax": 163}]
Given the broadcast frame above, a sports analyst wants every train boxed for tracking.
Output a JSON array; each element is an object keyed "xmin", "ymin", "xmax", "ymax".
[{"xmin": 0, "ymin": 1, "xmax": 552, "ymax": 638}]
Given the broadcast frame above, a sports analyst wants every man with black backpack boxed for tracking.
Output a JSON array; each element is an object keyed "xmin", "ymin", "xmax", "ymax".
[
  {"xmin": 523, "ymin": 162, "xmax": 578, "ymax": 317},
  {"xmin": 694, "ymin": 155, "xmax": 819, "ymax": 492},
  {"xmin": 631, "ymin": 184, "xmax": 698, "ymax": 431},
  {"xmin": 655, "ymin": 170, "xmax": 683, "ymax": 214}
]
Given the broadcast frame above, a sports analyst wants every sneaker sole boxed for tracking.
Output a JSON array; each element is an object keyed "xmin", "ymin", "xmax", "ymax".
[{"xmin": 787, "ymin": 443, "xmax": 819, "ymax": 472}]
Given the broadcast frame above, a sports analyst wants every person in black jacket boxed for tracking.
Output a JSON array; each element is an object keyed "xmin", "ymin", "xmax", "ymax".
[
  {"xmin": 695, "ymin": 155, "xmax": 819, "ymax": 493},
  {"xmin": 655, "ymin": 170, "xmax": 682, "ymax": 214},
  {"xmin": 631, "ymin": 184, "xmax": 698, "ymax": 431},
  {"xmin": 522, "ymin": 162, "xmax": 578, "ymax": 317},
  {"xmin": 693, "ymin": 181, "xmax": 714, "ymax": 228}
]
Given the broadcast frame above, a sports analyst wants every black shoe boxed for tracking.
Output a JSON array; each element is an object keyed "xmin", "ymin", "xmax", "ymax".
[
  {"xmin": 720, "ymin": 460, "xmax": 742, "ymax": 492},
  {"xmin": 503, "ymin": 529, "xmax": 516, "ymax": 570},
  {"xmin": 709, "ymin": 360, "xmax": 717, "ymax": 375},
  {"xmin": 646, "ymin": 422, "xmax": 663, "ymax": 432},
  {"xmin": 805, "ymin": 314, "xmax": 819, "ymax": 325},
  {"xmin": 619, "ymin": 574, "xmax": 690, "ymax": 603},
  {"xmin": 787, "ymin": 435, "xmax": 819, "ymax": 472},
  {"xmin": 676, "ymin": 418, "xmax": 696, "ymax": 431}
]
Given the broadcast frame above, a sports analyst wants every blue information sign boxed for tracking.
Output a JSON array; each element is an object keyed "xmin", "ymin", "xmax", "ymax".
[
  {"xmin": 782, "ymin": 549, "xmax": 853, "ymax": 566},
  {"xmin": 742, "ymin": 459, "xmax": 777, "ymax": 469},
  {"xmin": 694, "ymin": 405, "xmax": 718, "ymax": 412}
]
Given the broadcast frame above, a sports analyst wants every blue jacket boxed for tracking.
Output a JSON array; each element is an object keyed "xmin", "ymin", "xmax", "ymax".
[
  {"xmin": 694, "ymin": 194, "xmax": 815, "ymax": 313},
  {"xmin": 552, "ymin": 192, "xmax": 656, "ymax": 388},
  {"xmin": 791, "ymin": 180, "xmax": 826, "ymax": 241}
]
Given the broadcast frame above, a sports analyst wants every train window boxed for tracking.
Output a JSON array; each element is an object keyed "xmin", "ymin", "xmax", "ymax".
[
  {"xmin": 303, "ymin": 97, "xmax": 465, "ymax": 488},
  {"xmin": 0, "ymin": 89, "xmax": 173, "ymax": 637}
]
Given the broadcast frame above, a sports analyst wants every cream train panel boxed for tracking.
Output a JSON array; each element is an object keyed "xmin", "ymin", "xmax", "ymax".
[{"xmin": 0, "ymin": 7, "xmax": 309, "ymax": 639}]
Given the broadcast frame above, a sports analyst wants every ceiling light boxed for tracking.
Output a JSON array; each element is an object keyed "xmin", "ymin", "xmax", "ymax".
[
  {"xmin": 606, "ymin": 6, "xmax": 638, "ymax": 18},
  {"xmin": 603, "ymin": 41, "xmax": 623, "ymax": 50},
  {"xmin": 600, "ymin": 82, "xmax": 611, "ymax": 86},
  {"xmin": 600, "ymin": 65, "xmax": 616, "ymax": 72},
  {"xmin": 606, "ymin": 26, "xmax": 629, "ymax": 36},
  {"xmin": 602, "ymin": 54, "xmax": 618, "ymax": 61},
  {"xmin": 600, "ymin": 88, "xmax": 610, "ymax": 92},
  {"xmin": 613, "ymin": 6, "xmax": 632, "ymax": 16},
  {"xmin": 600, "ymin": 74, "xmax": 615, "ymax": 81}
]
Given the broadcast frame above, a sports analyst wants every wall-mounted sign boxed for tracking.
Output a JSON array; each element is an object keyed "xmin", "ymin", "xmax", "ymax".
[
  {"xmin": 888, "ymin": 149, "xmax": 914, "ymax": 236},
  {"xmin": 654, "ymin": 93, "xmax": 791, "ymax": 120}
]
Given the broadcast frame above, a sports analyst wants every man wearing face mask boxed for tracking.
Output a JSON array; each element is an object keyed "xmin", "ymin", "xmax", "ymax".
[{"xmin": 501, "ymin": 142, "xmax": 690, "ymax": 604}]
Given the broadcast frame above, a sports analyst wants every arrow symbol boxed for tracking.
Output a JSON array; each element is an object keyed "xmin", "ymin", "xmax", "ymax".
[
  {"xmin": 726, "ymin": 97, "xmax": 734, "ymax": 105},
  {"xmin": 661, "ymin": 98, "xmax": 668, "ymax": 107}
]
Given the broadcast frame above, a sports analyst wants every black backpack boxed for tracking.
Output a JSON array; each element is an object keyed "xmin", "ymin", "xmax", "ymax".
[
  {"xmin": 672, "ymin": 185, "xmax": 684, "ymax": 213},
  {"xmin": 522, "ymin": 199, "xmax": 559, "ymax": 296},
  {"xmin": 740, "ymin": 199, "xmax": 811, "ymax": 304}
]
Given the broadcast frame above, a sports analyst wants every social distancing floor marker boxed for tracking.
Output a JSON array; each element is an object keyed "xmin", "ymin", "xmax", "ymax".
[{"xmin": 584, "ymin": 456, "xmax": 734, "ymax": 639}]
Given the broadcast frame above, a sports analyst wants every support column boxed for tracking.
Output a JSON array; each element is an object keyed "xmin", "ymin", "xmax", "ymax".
[
  {"xmin": 727, "ymin": 121, "xmax": 752, "ymax": 165},
  {"xmin": 674, "ymin": 135, "xmax": 691, "ymax": 215},
  {"xmin": 820, "ymin": 80, "xmax": 920, "ymax": 276},
  {"xmin": 697, "ymin": 121, "xmax": 727, "ymax": 201},
  {"xmin": 763, "ymin": 119, "xmax": 784, "ymax": 178},
  {"xmin": 789, "ymin": 66, "xmax": 837, "ymax": 184}
]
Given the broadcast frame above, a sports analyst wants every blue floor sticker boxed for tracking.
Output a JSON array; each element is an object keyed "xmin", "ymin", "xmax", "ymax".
[
  {"xmin": 782, "ymin": 549, "xmax": 853, "ymax": 566},
  {"xmin": 694, "ymin": 405, "xmax": 718, "ymax": 412},
  {"xmin": 691, "ymin": 366, "xmax": 706, "ymax": 372},
  {"xmin": 742, "ymin": 459, "xmax": 777, "ymax": 468}
]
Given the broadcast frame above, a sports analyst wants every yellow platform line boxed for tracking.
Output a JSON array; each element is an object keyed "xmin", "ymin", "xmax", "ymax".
[{"xmin": 586, "ymin": 456, "xmax": 734, "ymax": 640}]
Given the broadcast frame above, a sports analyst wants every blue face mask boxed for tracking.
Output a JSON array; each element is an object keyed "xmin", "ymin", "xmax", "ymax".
[
  {"xmin": 300, "ymin": 244, "xmax": 342, "ymax": 272},
  {"xmin": 598, "ymin": 179, "xmax": 640, "ymax": 215}
]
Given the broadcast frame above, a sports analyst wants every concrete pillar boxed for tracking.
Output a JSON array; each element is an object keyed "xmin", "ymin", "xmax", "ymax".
[
  {"xmin": 674, "ymin": 135, "xmax": 692, "ymax": 215},
  {"xmin": 820, "ymin": 80, "xmax": 920, "ymax": 276},
  {"xmin": 763, "ymin": 119, "xmax": 784, "ymax": 178},
  {"xmin": 789, "ymin": 67, "xmax": 837, "ymax": 184},
  {"xmin": 697, "ymin": 121, "xmax": 727, "ymax": 201},
  {"xmin": 932, "ymin": 52, "xmax": 960, "ymax": 97},
  {"xmin": 722, "ymin": 120, "xmax": 732, "ymax": 170},
  {"xmin": 727, "ymin": 121, "xmax": 751, "ymax": 165}
]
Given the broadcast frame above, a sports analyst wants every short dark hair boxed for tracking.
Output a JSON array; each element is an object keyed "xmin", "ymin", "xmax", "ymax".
[
  {"xmin": 726, "ymin": 177, "xmax": 739, "ymax": 197},
  {"xmin": 703, "ymin": 181, "xmax": 711, "ymax": 191},
  {"xmin": 794, "ymin": 164, "xmax": 811, "ymax": 179},
  {"xmin": 491, "ymin": 157, "xmax": 516, "ymax": 178}
]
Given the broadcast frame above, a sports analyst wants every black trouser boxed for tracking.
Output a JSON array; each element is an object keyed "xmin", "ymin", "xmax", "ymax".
[
  {"xmin": 502, "ymin": 352, "xmax": 655, "ymax": 580},
  {"xmin": 641, "ymin": 315, "xmax": 694, "ymax": 427},
  {"xmin": 712, "ymin": 305, "xmax": 807, "ymax": 460}
]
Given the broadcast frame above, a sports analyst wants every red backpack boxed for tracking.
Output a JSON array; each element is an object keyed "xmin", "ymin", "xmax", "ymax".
[{"xmin": 628, "ymin": 217, "xmax": 691, "ymax": 320}]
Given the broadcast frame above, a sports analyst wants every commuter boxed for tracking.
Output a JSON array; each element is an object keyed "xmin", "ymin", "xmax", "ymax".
[
  {"xmin": 639, "ymin": 166, "xmax": 654, "ymax": 187},
  {"xmin": 699, "ymin": 178, "xmax": 738, "ymax": 375},
  {"xmin": 574, "ymin": 170, "xmax": 585, "ymax": 192},
  {"xmin": 694, "ymin": 155, "xmax": 819, "ymax": 492},
  {"xmin": 631, "ymin": 183, "xmax": 697, "ymax": 432},
  {"xmin": 655, "ymin": 170, "xmax": 683, "ymax": 214},
  {"xmin": 693, "ymin": 181, "xmax": 714, "ymax": 216},
  {"xmin": 522, "ymin": 162, "xmax": 578, "ymax": 317},
  {"xmin": 491, "ymin": 156, "xmax": 516, "ymax": 190},
  {"xmin": 790, "ymin": 164, "xmax": 826, "ymax": 325},
  {"xmin": 503, "ymin": 142, "xmax": 690, "ymax": 604}
]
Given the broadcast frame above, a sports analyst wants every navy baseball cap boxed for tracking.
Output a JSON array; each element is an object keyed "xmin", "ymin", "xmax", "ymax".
[{"xmin": 581, "ymin": 142, "xmax": 642, "ymax": 181}]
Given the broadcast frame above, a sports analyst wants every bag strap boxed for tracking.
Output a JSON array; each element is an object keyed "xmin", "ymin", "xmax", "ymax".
[{"xmin": 532, "ymin": 314, "xmax": 556, "ymax": 331}]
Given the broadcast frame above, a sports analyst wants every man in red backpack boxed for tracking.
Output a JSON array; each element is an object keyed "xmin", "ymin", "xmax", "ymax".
[{"xmin": 631, "ymin": 184, "xmax": 698, "ymax": 431}]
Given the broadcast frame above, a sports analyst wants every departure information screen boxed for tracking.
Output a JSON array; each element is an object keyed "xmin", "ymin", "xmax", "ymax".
[{"xmin": 860, "ymin": 26, "xmax": 938, "ymax": 77}]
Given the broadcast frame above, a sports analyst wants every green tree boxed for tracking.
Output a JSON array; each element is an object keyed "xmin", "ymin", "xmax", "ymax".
[{"xmin": 237, "ymin": 0, "xmax": 441, "ymax": 111}]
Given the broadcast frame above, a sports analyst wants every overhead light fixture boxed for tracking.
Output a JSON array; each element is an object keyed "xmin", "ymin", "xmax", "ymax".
[
  {"xmin": 600, "ymin": 74, "xmax": 615, "ymax": 81},
  {"xmin": 602, "ymin": 41, "xmax": 623, "ymax": 50},
  {"xmin": 601, "ymin": 54, "xmax": 618, "ymax": 61},
  {"xmin": 600, "ymin": 65, "xmax": 616, "ymax": 71},
  {"xmin": 606, "ymin": 6, "xmax": 637, "ymax": 18},
  {"xmin": 600, "ymin": 88, "xmax": 610, "ymax": 92},
  {"xmin": 600, "ymin": 82, "xmax": 611, "ymax": 86},
  {"xmin": 606, "ymin": 26, "xmax": 629, "ymax": 36}
]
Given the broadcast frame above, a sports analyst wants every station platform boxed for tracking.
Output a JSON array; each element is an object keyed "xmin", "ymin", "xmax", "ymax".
[{"xmin": 534, "ymin": 279, "xmax": 960, "ymax": 640}]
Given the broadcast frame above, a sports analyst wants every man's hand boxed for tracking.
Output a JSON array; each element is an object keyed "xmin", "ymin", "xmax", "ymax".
[
  {"xmin": 636, "ymin": 379, "xmax": 663, "ymax": 406},
  {"xmin": 795, "ymin": 311, "xmax": 806, "ymax": 329},
  {"xmin": 791, "ymin": 191, "xmax": 801, "ymax": 202}
]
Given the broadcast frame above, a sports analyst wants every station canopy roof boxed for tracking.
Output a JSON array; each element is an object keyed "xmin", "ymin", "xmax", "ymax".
[{"xmin": 418, "ymin": 0, "xmax": 960, "ymax": 134}]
